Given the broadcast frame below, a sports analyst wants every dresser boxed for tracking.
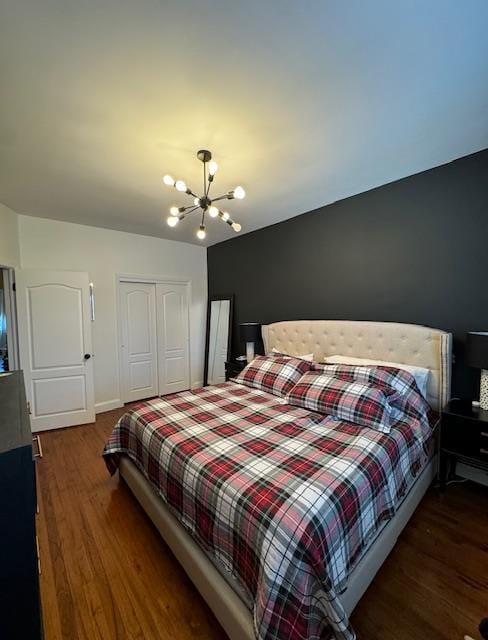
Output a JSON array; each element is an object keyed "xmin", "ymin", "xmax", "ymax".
[{"xmin": 0, "ymin": 371, "xmax": 43, "ymax": 639}]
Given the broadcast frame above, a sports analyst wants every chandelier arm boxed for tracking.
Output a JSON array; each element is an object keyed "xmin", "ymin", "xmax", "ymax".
[
  {"xmin": 185, "ymin": 205, "xmax": 201, "ymax": 215},
  {"xmin": 177, "ymin": 205, "xmax": 199, "ymax": 214},
  {"xmin": 205, "ymin": 175, "xmax": 213, "ymax": 198},
  {"xmin": 205, "ymin": 165, "xmax": 216, "ymax": 198},
  {"xmin": 210, "ymin": 193, "xmax": 232, "ymax": 202},
  {"xmin": 217, "ymin": 210, "xmax": 231, "ymax": 223},
  {"xmin": 177, "ymin": 205, "xmax": 200, "ymax": 219}
]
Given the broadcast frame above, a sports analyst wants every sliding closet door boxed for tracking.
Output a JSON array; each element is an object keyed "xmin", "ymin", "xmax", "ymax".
[
  {"xmin": 119, "ymin": 282, "xmax": 158, "ymax": 402},
  {"xmin": 156, "ymin": 283, "xmax": 190, "ymax": 395}
]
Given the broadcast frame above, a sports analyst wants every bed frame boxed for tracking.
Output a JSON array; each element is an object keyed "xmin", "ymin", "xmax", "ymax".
[{"xmin": 119, "ymin": 320, "xmax": 452, "ymax": 639}]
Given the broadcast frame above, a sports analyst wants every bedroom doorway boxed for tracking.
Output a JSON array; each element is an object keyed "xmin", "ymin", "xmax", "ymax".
[
  {"xmin": 0, "ymin": 266, "xmax": 19, "ymax": 373},
  {"xmin": 0, "ymin": 266, "xmax": 19, "ymax": 372},
  {"xmin": 117, "ymin": 277, "xmax": 190, "ymax": 403}
]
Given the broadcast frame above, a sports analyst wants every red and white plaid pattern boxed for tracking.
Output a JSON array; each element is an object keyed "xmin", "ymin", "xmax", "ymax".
[
  {"xmin": 313, "ymin": 362, "xmax": 423, "ymax": 398},
  {"xmin": 234, "ymin": 354, "xmax": 312, "ymax": 397},
  {"xmin": 286, "ymin": 371, "xmax": 397, "ymax": 433},
  {"xmin": 312, "ymin": 363, "xmax": 440, "ymax": 434},
  {"xmin": 103, "ymin": 375, "xmax": 434, "ymax": 640}
]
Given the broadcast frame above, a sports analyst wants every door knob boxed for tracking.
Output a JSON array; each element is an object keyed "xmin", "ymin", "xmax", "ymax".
[{"xmin": 84, "ymin": 353, "xmax": 91, "ymax": 360}]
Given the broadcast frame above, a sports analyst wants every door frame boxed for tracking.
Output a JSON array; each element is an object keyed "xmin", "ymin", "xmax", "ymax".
[
  {"xmin": 115, "ymin": 274, "xmax": 192, "ymax": 403},
  {"xmin": 1, "ymin": 265, "xmax": 20, "ymax": 371}
]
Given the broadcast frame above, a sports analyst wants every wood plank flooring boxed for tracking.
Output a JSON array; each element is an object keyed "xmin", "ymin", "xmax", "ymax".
[{"xmin": 37, "ymin": 407, "xmax": 488, "ymax": 640}]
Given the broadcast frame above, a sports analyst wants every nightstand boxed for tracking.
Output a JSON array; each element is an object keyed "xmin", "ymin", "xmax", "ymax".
[
  {"xmin": 440, "ymin": 399, "xmax": 488, "ymax": 489},
  {"xmin": 225, "ymin": 360, "xmax": 247, "ymax": 381}
]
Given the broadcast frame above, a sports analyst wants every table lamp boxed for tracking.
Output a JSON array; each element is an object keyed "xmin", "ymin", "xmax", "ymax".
[
  {"xmin": 239, "ymin": 323, "xmax": 261, "ymax": 363},
  {"xmin": 466, "ymin": 331, "xmax": 488, "ymax": 409}
]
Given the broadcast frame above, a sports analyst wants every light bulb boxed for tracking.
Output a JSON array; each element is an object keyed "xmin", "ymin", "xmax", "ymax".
[
  {"xmin": 163, "ymin": 174, "xmax": 175, "ymax": 186},
  {"xmin": 170, "ymin": 206, "xmax": 179, "ymax": 216},
  {"xmin": 196, "ymin": 226, "xmax": 206, "ymax": 240},
  {"xmin": 194, "ymin": 197, "xmax": 200, "ymax": 206},
  {"xmin": 232, "ymin": 222, "xmax": 242, "ymax": 232},
  {"xmin": 208, "ymin": 160, "xmax": 218, "ymax": 176},
  {"xmin": 175, "ymin": 180, "xmax": 187, "ymax": 192},
  {"xmin": 221, "ymin": 211, "xmax": 230, "ymax": 221},
  {"xmin": 233, "ymin": 186, "xmax": 245, "ymax": 199},
  {"xmin": 208, "ymin": 206, "xmax": 219, "ymax": 218},
  {"xmin": 167, "ymin": 216, "xmax": 178, "ymax": 227}
]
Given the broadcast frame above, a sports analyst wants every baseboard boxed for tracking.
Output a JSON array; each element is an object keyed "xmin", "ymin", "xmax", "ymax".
[{"xmin": 95, "ymin": 399, "xmax": 124, "ymax": 414}]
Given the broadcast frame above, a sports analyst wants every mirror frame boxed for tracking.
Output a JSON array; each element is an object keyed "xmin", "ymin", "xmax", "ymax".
[{"xmin": 203, "ymin": 294, "xmax": 234, "ymax": 386}]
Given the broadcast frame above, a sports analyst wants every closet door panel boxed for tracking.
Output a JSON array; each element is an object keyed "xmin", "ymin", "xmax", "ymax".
[
  {"xmin": 119, "ymin": 282, "xmax": 158, "ymax": 402},
  {"xmin": 156, "ymin": 284, "xmax": 190, "ymax": 395}
]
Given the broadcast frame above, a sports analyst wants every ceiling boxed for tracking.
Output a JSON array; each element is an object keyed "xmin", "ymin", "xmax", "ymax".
[{"xmin": 1, "ymin": 1, "xmax": 487, "ymax": 246}]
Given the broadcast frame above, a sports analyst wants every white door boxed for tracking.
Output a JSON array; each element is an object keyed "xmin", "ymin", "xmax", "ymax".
[
  {"xmin": 119, "ymin": 282, "xmax": 158, "ymax": 402},
  {"xmin": 156, "ymin": 282, "xmax": 190, "ymax": 395},
  {"xmin": 16, "ymin": 270, "xmax": 95, "ymax": 432}
]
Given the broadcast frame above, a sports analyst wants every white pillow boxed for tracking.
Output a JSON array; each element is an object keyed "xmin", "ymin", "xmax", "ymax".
[
  {"xmin": 323, "ymin": 355, "xmax": 430, "ymax": 398},
  {"xmin": 272, "ymin": 347, "xmax": 314, "ymax": 362}
]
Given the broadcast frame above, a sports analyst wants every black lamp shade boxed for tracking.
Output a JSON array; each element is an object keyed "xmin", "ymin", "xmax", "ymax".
[
  {"xmin": 239, "ymin": 323, "xmax": 261, "ymax": 343},
  {"xmin": 466, "ymin": 332, "xmax": 488, "ymax": 369}
]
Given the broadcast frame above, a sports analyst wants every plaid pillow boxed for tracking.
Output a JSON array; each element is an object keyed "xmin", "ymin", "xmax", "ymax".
[
  {"xmin": 313, "ymin": 363, "xmax": 422, "ymax": 400},
  {"xmin": 286, "ymin": 370, "xmax": 397, "ymax": 433},
  {"xmin": 233, "ymin": 354, "xmax": 312, "ymax": 397}
]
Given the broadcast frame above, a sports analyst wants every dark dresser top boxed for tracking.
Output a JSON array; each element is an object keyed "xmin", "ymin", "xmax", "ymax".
[{"xmin": 443, "ymin": 398, "xmax": 488, "ymax": 424}]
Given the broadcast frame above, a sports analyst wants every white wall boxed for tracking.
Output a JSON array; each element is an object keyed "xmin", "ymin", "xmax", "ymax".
[
  {"xmin": 18, "ymin": 215, "xmax": 207, "ymax": 410},
  {"xmin": 0, "ymin": 203, "xmax": 20, "ymax": 267}
]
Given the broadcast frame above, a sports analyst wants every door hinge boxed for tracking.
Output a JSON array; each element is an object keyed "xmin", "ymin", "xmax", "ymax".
[
  {"xmin": 12, "ymin": 282, "xmax": 16, "ymax": 292},
  {"xmin": 27, "ymin": 401, "xmax": 32, "ymax": 415}
]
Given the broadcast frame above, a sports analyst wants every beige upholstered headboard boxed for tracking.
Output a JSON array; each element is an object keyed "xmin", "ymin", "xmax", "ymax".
[{"xmin": 262, "ymin": 320, "xmax": 452, "ymax": 411}]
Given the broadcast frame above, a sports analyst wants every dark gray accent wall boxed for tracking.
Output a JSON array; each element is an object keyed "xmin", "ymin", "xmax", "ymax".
[{"xmin": 207, "ymin": 148, "xmax": 488, "ymax": 399}]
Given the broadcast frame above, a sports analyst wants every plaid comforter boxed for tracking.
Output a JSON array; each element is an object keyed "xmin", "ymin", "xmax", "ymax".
[{"xmin": 103, "ymin": 369, "xmax": 434, "ymax": 640}]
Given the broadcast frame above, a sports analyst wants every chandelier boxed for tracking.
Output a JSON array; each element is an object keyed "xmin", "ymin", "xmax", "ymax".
[{"xmin": 163, "ymin": 150, "xmax": 245, "ymax": 240}]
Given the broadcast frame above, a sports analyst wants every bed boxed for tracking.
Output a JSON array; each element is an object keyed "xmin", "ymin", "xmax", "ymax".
[{"xmin": 104, "ymin": 320, "xmax": 452, "ymax": 640}]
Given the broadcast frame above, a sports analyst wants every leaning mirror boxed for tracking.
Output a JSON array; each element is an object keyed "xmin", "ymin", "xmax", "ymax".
[{"xmin": 204, "ymin": 295, "xmax": 233, "ymax": 385}]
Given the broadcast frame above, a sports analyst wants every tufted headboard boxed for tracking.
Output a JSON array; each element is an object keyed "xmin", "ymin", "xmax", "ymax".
[{"xmin": 262, "ymin": 320, "xmax": 452, "ymax": 410}]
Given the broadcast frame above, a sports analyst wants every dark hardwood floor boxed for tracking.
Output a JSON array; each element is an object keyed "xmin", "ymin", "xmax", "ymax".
[{"xmin": 37, "ymin": 407, "xmax": 488, "ymax": 640}]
